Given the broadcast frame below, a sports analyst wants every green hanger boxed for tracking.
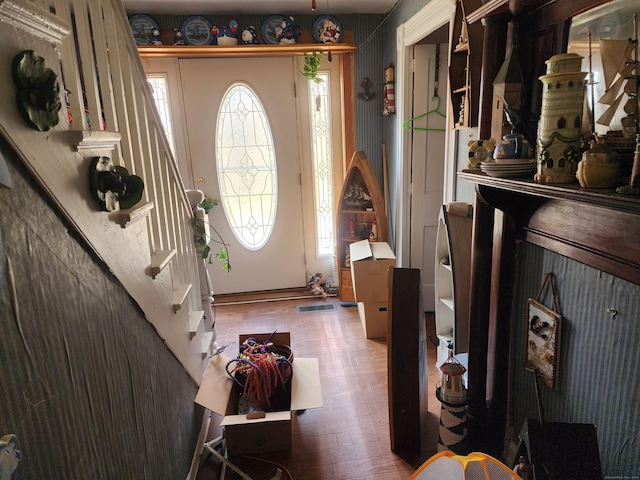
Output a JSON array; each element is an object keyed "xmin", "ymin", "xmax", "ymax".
[{"xmin": 402, "ymin": 95, "xmax": 446, "ymax": 132}]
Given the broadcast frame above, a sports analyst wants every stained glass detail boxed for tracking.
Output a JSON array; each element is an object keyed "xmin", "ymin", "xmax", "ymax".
[
  {"xmin": 308, "ymin": 72, "xmax": 335, "ymax": 256},
  {"xmin": 216, "ymin": 83, "xmax": 277, "ymax": 250}
]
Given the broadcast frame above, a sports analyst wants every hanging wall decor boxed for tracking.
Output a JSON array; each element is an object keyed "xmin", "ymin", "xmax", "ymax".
[
  {"xmin": 525, "ymin": 273, "xmax": 562, "ymax": 389},
  {"xmin": 12, "ymin": 50, "xmax": 62, "ymax": 132},
  {"xmin": 89, "ymin": 156, "xmax": 144, "ymax": 212},
  {"xmin": 383, "ymin": 64, "xmax": 395, "ymax": 115},
  {"xmin": 357, "ymin": 78, "xmax": 375, "ymax": 101}
]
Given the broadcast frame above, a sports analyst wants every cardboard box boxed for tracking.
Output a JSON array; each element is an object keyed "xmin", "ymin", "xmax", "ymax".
[
  {"xmin": 195, "ymin": 332, "xmax": 323, "ymax": 456},
  {"xmin": 349, "ymin": 240, "xmax": 396, "ymax": 303},
  {"xmin": 357, "ymin": 301, "xmax": 389, "ymax": 339}
]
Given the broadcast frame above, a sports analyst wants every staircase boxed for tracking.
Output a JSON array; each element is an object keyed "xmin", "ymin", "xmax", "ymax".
[{"xmin": 0, "ymin": 0, "xmax": 215, "ymax": 383}]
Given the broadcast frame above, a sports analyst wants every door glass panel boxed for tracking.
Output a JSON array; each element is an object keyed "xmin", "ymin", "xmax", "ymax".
[
  {"xmin": 216, "ymin": 83, "xmax": 277, "ymax": 250},
  {"xmin": 308, "ymin": 72, "xmax": 335, "ymax": 256}
]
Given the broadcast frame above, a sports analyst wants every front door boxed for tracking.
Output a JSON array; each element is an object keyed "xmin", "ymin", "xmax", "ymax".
[{"xmin": 180, "ymin": 57, "xmax": 306, "ymax": 295}]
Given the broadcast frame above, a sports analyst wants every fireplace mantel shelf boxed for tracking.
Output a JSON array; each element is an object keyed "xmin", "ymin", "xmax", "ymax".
[
  {"xmin": 459, "ymin": 170, "xmax": 640, "ymax": 214},
  {"xmin": 460, "ymin": 170, "xmax": 640, "ymax": 286}
]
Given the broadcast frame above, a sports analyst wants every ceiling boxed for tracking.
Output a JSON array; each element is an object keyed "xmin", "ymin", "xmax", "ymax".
[{"xmin": 122, "ymin": 0, "xmax": 399, "ymax": 16}]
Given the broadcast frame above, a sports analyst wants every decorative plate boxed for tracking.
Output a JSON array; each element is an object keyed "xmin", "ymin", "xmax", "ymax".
[
  {"xmin": 181, "ymin": 16, "xmax": 214, "ymax": 45},
  {"xmin": 129, "ymin": 14, "xmax": 159, "ymax": 46},
  {"xmin": 312, "ymin": 15, "xmax": 342, "ymax": 44},
  {"xmin": 261, "ymin": 15, "xmax": 287, "ymax": 45}
]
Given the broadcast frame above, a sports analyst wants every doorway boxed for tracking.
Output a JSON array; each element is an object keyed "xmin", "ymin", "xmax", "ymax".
[
  {"xmin": 395, "ymin": 0, "xmax": 454, "ymax": 310},
  {"xmin": 144, "ymin": 55, "xmax": 346, "ymax": 295},
  {"xmin": 408, "ymin": 43, "xmax": 448, "ymax": 311}
]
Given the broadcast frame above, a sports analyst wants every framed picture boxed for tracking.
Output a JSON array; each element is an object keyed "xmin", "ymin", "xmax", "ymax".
[{"xmin": 525, "ymin": 298, "xmax": 561, "ymax": 388}]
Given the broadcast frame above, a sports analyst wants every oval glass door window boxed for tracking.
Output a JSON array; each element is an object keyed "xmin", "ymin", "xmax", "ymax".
[{"xmin": 216, "ymin": 83, "xmax": 277, "ymax": 250}]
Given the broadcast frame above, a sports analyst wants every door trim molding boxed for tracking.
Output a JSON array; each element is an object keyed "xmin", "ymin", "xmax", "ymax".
[{"xmin": 395, "ymin": 0, "xmax": 453, "ymax": 267}]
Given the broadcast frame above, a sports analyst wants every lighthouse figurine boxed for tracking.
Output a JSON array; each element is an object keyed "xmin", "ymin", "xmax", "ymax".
[{"xmin": 436, "ymin": 351, "xmax": 469, "ymax": 454}]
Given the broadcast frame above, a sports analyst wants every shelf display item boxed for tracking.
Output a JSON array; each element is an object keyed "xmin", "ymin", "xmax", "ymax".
[
  {"xmin": 491, "ymin": 50, "xmax": 525, "ymax": 144},
  {"xmin": 369, "ymin": 218, "xmax": 378, "ymax": 241},
  {"xmin": 494, "ymin": 133, "xmax": 532, "ymax": 161},
  {"xmin": 181, "ymin": 16, "xmax": 214, "ymax": 45},
  {"xmin": 576, "ymin": 134, "xmax": 620, "ymax": 188},
  {"xmin": 240, "ymin": 26, "xmax": 259, "ymax": 44},
  {"xmin": 212, "ymin": 20, "xmax": 239, "ymax": 46},
  {"xmin": 129, "ymin": 14, "xmax": 159, "ymax": 46},
  {"xmin": 261, "ymin": 15, "xmax": 287, "ymax": 45},
  {"xmin": 467, "ymin": 138, "xmax": 496, "ymax": 168},
  {"xmin": 274, "ymin": 16, "xmax": 301, "ymax": 44},
  {"xmin": 535, "ymin": 53, "xmax": 588, "ymax": 184},
  {"xmin": 173, "ymin": 28, "xmax": 185, "ymax": 45},
  {"xmin": 480, "ymin": 160, "xmax": 537, "ymax": 178},
  {"xmin": 312, "ymin": 15, "xmax": 342, "ymax": 44}
]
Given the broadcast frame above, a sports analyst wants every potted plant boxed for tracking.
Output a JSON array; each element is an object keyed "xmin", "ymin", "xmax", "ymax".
[
  {"xmin": 301, "ymin": 52, "xmax": 323, "ymax": 83},
  {"xmin": 192, "ymin": 197, "xmax": 231, "ymax": 272}
]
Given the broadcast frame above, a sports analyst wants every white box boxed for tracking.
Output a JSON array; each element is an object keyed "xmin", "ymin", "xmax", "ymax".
[
  {"xmin": 195, "ymin": 332, "xmax": 323, "ymax": 455},
  {"xmin": 357, "ymin": 301, "xmax": 389, "ymax": 339}
]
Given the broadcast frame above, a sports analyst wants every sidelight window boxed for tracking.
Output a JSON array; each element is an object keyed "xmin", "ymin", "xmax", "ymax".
[{"xmin": 308, "ymin": 72, "xmax": 335, "ymax": 257}]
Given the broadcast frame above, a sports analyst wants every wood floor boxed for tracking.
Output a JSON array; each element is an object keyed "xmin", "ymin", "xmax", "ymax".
[{"xmin": 195, "ymin": 296, "xmax": 442, "ymax": 480}]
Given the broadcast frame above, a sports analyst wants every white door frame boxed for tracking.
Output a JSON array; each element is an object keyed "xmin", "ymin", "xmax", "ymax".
[{"xmin": 395, "ymin": 0, "xmax": 455, "ymax": 267}]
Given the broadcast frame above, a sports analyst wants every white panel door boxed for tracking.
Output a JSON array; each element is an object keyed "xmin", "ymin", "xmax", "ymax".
[
  {"xmin": 409, "ymin": 44, "xmax": 447, "ymax": 311},
  {"xmin": 180, "ymin": 57, "xmax": 306, "ymax": 295}
]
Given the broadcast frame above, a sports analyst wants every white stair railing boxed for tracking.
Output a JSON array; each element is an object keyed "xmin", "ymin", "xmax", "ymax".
[{"xmin": 0, "ymin": 0, "xmax": 215, "ymax": 383}]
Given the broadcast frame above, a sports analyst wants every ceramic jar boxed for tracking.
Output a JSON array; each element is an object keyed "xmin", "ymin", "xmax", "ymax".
[{"xmin": 576, "ymin": 137, "xmax": 620, "ymax": 188}]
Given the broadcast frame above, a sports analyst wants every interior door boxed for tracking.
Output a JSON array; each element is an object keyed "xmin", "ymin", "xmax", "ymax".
[
  {"xmin": 180, "ymin": 57, "xmax": 306, "ymax": 295},
  {"xmin": 408, "ymin": 44, "xmax": 447, "ymax": 311}
]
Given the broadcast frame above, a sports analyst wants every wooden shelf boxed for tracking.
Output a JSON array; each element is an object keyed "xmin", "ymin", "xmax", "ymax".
[
  {"xmin": 448, "ymin": 0, "xmax": 483, "ymax": 129},
  {"xmin": 336, "ymin": 151, "xmax": 388, "ymax": 303},
  {"xmin": 434, "ymin": 204, "xmax": 473, "ymax": 356},
  {"xmin": 440, "ymin": 297, "xmax": 455, "ymax": 310},
  {"xmin": 453, "ymin": 86, "xmax": 470, "ymax": 94},
  {"xmin": 138, "ymin": 30, "xmax": 356, "ymax": 58},
  {"xmin": 459, "ymin": 170, "xmax": 640, "ymax": 285},
  {"xmin": 459, "ymin": 169, "xmax": 640, "ymax": 214}
]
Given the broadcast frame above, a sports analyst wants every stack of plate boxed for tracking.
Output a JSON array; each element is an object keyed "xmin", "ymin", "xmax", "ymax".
[{"xmin": 480, "ymin": 159, "xmax": 537, "ymax": 178}]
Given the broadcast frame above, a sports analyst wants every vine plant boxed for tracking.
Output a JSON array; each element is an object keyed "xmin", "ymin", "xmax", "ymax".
[
  {"xmin": 193, "ymin": 198, "xmax": 232, "ymax": 272},
  {"xmin": 301, "ymin": 52, "xmax": 324, "ymax": 83}
]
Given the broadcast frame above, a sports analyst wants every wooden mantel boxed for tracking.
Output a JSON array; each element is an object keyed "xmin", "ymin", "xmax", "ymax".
[
  {"xmin": 460, "ymin": 170, "xmax": 640, "ymax": 285},
  {"xmin": 459, "ymin": 170, "xmax": 640, "ymax": 455}
]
